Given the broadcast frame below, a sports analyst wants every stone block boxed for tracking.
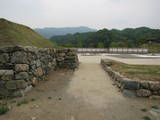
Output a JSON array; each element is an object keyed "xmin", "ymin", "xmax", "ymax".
[
  {"xmin": 15, "ymin": 64, "xmax": 29, "ymax": 72},
  {"xmin": 122, "ymin": 80, "xmax": 140, "ymax": 90},
  {"xmin": 149, "ymin": 82, "xmax": 160, "ymax": 91},
  {"xmin": 11, "ymin": 51, "xmax": 28, "ymax": 63},
  {"xmin": 0, "ymin": 53, "xmax": 9, "ymax": 63},
  {"xmin": 137, "ymin": 89, "xmax": 152, "ymax": 97},
  {"xmin": 16, "ymin": 80, "xmax": 27, "ymax": 89},
  {"xmin": 34, "ymin": 67, "xmax": 43, "ymax": 77},
  {"xmin": 122, "ymin": 89, "xmax": 136, "ymax": 98},
  {"xmin": 140, "ymin": 81, "xmax": 149, "ymax": 89},
  {"xmin": 6, "ymin": 81, "xmax": 17, "ymax": 90},
  {"xmin": 0, "ymin": 70, "xmax": 14, "ymax": 81},
  {"xmin": 15, "ymin": 72, "xmax": 29, "ymax": 80}
]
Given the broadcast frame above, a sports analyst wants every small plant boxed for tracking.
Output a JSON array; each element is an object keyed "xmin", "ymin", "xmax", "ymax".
[
  {"xmin": 30, "ymin": 98, "xmax": 36, "ymax": 102},
  {"xmin": 48, "ymin": 97, "xmax": 52, "ymax": 99},
  {"xmin": 142, "ymin": 116, "xmax": 151, "ymax": 120},
  {"xmin": 0, "ymin": 105, "xmax": 9, "ymax": 115},
  {"xmin": 151, "ymin": 105, "xmax": 159, "ymax": 109},
  {"xmin": 17, "ymin": 99, "xmax": 29, "ymax": 106},
  {"xmin": 141, "ymin": 108, "xmax": 147, "ymax": 112}
]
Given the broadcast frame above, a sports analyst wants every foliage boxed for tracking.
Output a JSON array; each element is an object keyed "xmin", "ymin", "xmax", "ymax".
[
  {"xmin": 50, "ymin": 27, "xmax": 160, "ymax": 50},
  {"xmin": 16, "ymin": 99, "xmax": 29, "ymax": 106},
  {"xmin": 0, "ymin": 105, "xmax": 9, "ymax": 115}
]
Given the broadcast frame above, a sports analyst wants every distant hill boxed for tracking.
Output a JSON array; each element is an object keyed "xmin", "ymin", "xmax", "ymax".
[
  {"xmin": 50, "ymin": 27, "xmax": 160, "ymax": 48},
  {"xmin": 34, "ymin": 26, "xmax": 97, "ymax": 38},
  {"xmin": 0, "ymin": 18, "xmax": 55, "ymax": 48}
]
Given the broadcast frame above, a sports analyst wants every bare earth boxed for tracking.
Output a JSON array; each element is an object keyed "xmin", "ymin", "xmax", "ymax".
[{"xmin": 0, "ymin": 55, "xmax": 160, "ymax": 120}]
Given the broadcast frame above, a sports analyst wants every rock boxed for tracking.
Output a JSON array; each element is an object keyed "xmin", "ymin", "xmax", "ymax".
[
  {"xmin": 15, "ymin": 72, "xmax": 29, "ymax": 80},
  {"xmin": 6, "ymin": 81, "xmax": 17, "ymax": 90},
  {"xmin": 34, "ymin": 67, "xmax": 43, "ymax": 77},
  {"xmin": 36, "ymin": 59, "xmax": 41, "ymax": 67},
  {"xmin": 15, "ymin": 64, "xmax": 29, "ymax": 72},
  {"xmin": 137, "ymin": 89, "xmax": 152, "ymax": 97},
  {"xmin": 122, "ymin": 80, "xmax": 140, "ymax": 90},
  {"xmin": 31, "ymin": 77, "xmax": 38, "ymax": 86},
  {"xmin": 140, "ymin": 81, "xmax": 149, "ymax": 89},
  {"xmin": 0, "ymin": 53, "xmax": 9, "ymax": 63},
  {"xmin": 149, "ymin": 82, "xmax": 160, "ymax": 91},
  {"xmin": 11, "ymin": 51, "xmax": 28, "ymax": 63},
  {"xmin": 0, "ymin": 70, "xmax": 14, "ymax": 81},
  {"xmin": 31, "ymin": 117, "xmax": 37, "ymax": 120},
  {"xmin": 15, "ymin": 80, "xmax": 27, "ymax": 89},
  {"xmin": 0, "ymin": 88, "xmax": 9, "ymax": 98},
  {"xmin": 59, "ymin": 53, "xmax": 66, "ymax": 57},
  {"xmin": 56, "ymin": 57, "xmax": 64, "ymax": 62},
  {"xmin": 122, "ymin": 89, "xmax": 137, "ymax": 98},
  {"xmin": 149, "ymin": 95, "xmax": 160, "ymax": 100}
]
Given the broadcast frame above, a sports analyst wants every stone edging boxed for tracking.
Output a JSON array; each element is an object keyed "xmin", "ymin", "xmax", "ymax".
[{"xmin": 101, "ymin": 59, "xmax": 160, "ymax": 99}]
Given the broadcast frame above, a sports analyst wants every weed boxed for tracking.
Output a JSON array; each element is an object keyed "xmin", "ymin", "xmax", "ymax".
[
  {"xmin": 151, "ymin": 105, "xmax": 159, "ymax": 109},
  {"xmin": 142, "ymin": 116, "xmax": 151, "ymax": 120},
  {"xmin": 17, "ymin": 99, "xmax": 29, "ymax": 106},
  {"xmin": 0, "ymin": 105, "xmax": 9, "ymax": 115},
  {"xmin": 141, "ymin": 108, "xmax": 147, "ymax": 112}
]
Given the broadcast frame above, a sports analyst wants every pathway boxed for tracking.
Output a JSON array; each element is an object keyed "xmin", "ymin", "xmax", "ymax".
[{"xmin": 0, "ymin": 56, "xmax": 159, "ymax": 120}]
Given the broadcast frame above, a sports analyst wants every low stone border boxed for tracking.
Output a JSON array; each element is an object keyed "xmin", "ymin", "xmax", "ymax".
[{"xmin": 101, "ymin": 59, "xmax": 160, "ymax": 99}]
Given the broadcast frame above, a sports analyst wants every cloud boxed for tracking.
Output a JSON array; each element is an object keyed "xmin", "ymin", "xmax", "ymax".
[{"xmin": 0, "ymin": 0, "xmax": 159, "ymax": 29}]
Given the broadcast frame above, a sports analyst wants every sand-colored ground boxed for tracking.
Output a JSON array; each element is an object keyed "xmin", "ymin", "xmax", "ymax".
[{"xmin": 0, "ymin": 55, "xmax": 159, "ymax": 120}]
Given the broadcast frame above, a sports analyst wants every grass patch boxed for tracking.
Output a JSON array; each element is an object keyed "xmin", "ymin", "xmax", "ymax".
[
  {"xmin": 17, "ymin": 99, "xmax": 29, "ymax": 106},
  {"xmin": 141, "ymin": 108, "xmax": 147, "ymax": 112},
  {"xmin": 151, "ymin": 105, "xmax": 159, "ymax": 109},
  {"xmin": 30, "ymin": 98, "xmax": 36, "ymax": 102},
  {"xmin": 0, "ymin": 105, "xmax": 9, "ymax": 115},
  {"xmin": 107, "ymin": 60, "xmax": 160, "ymax": 82},
  {"xmin": 48, "ymin": 97, "xmax": 52, "ymax": 100},
  {"xmin": 142, "ymin": 116, "xmax": 151, "ymax": 120}
]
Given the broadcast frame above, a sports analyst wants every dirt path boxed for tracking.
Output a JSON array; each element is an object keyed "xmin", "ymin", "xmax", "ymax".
[{"xmin": 0, "ymin": 56, "xmax": 159, "ymax": 120}]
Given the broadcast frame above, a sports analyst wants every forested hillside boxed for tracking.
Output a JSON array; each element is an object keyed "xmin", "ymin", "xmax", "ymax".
[{"xmin": 50, "ymin": 27, "xmax": 160, "ymax": 49}]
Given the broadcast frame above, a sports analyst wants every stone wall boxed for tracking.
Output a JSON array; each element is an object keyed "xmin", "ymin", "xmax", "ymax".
[
  {"xmin": 0, "ymin": 46, "xmax": 78, "ymax": 98},
  {"xmin": 101, "ymin": 59, "xmax": 160, "ymax": 99}
]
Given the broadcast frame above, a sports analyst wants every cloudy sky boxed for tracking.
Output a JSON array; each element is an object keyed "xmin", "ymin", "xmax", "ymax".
[{"xmin": 0, "ymin": 0, "xmax": 159, "ymax": 29}]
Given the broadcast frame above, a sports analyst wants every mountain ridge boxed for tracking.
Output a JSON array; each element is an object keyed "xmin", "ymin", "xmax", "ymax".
[{"xmin": 34, "ymin": 26, "xmax": 97, "ymax": 38}]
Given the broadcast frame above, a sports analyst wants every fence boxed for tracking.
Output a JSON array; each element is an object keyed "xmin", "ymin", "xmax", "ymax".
[{"xmin": 77, "ymin": 48, "xmax": 148, "ymax": 54}]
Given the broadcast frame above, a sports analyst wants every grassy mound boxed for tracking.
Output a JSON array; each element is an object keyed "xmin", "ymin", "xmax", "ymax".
[{"xmin": 0, "ymin": 18, "xmax": 55, "ymax": 48}]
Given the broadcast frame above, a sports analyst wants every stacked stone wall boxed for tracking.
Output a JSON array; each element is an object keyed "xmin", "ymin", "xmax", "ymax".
[
  {"xmin": 0, "ymin": 46, "xmax": 78, "ymax": 98},
  {"xmin": 101, "ymin": 59, "xmax": 160, "ymax": 99}
]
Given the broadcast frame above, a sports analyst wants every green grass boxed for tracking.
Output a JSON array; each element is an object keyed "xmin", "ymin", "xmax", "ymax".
[
  {"xmin": 0, "ymin": 105, "xmax": 9, "ymax": 115},
  {"xmin": 16, "ymin": 99, "xmax": 29, "ymax": 106},
  {"xmin": 108, "ymin": 60, "xmax": 160, "ymax": 81},
  {"xmin": 141, "ymin": 108, "xmax": 147, "ymax": 112},
  {"xmin": 151, "ymin": 105, "xmax": 159, "ymax": 109},
  {"xmin": 0, "ymin": 18, "xmax": 56, "ymax": 48},
  {"xmin": 142, "ymin": 116, "xmax": 151, "ymax": 120}
]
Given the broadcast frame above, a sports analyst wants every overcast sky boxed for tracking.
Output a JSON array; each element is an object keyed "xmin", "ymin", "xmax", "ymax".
[{"xmin": 0, "ymin": 0, "xmax": 160, "ymax": 29}]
